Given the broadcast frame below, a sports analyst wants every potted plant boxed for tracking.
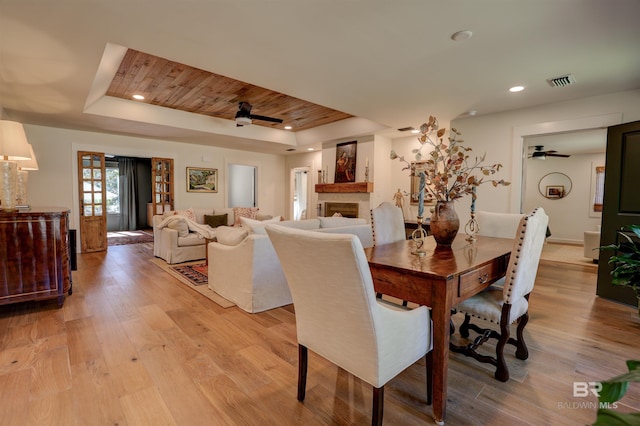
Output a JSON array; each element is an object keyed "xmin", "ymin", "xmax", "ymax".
[
  {"xmin": 593, "ymin": 360, "xmax": 640, "ymax": 425},
  {"xmin": 389, "ymin": 115, "xmax": 510, "ymax": 246},
  {"xmin": 599, "ymin": 224, "xmax": 640, "ymax": 313}
]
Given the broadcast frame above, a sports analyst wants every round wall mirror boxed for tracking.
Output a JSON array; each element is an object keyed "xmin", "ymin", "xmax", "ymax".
[{"xmin": 538, "ymin": 172, "xmax": 572, "ymax": 199}]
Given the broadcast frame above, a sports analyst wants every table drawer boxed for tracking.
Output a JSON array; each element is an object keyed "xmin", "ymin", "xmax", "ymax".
[{"xmin": 458, "ymin": 261, "xmax": 503, "ymax": 299}]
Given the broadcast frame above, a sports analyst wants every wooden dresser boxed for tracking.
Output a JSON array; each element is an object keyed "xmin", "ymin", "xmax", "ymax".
[{"xmin": 0, "ymin": 207, "xmax": 72, "ymax": 307}]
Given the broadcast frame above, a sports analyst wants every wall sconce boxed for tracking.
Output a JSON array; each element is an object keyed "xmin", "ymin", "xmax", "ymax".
[{"xmin": 0, "ymin": 120, "xmax": 32, "ymax": 210}]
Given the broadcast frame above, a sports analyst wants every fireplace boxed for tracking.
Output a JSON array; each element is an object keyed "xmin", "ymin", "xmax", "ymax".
[{"xmin": 324, "ymin": 202, "xmax": 359, "ymax": 218}]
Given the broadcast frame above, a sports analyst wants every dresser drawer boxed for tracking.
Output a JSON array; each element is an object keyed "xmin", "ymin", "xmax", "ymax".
[{"xmin": 458, "ymin": 261, "xmax": 504, "ymax": 299}]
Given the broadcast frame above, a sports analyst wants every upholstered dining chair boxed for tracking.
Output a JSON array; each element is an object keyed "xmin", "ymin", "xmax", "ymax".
[
  {"xmin": 370, "ymin": 201, "xmax": 406, "ymax": 246},
  {"xmin": 451, "ymin": 207, "xmax": 549, "ymax": 382},
  {"xmin": 370, "ymin": 201, "xmax": 410, "ymax": 304},
  {"xmin": 266, "ymin": 224, "xmax": 432, "ymax": 426},
  {"xmin": 476, "ymin": 210, "xmax": 525, "ymax": 239}
]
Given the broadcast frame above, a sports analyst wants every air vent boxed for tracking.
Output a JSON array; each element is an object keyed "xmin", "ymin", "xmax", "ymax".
[{"xmin": 547, "ymin": 74, "xmax": 576, "ymax": 87}]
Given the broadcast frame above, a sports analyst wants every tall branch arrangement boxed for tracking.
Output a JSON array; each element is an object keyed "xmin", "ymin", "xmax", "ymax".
[{"xmin": 390, "ymin": 115, "xmax": 510, "ymax": 202}]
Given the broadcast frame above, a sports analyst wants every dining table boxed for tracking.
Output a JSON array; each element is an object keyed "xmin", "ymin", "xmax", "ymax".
[{"xmin": 364, "ymin": 234, "xmax": 514, "ymax": 425}]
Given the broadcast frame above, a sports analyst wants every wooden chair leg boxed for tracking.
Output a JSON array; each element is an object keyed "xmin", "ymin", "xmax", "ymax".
[
  {"xmin": 298, "ymin": 345, "xmax": 308, "ymax": 401},
  {"xmin": 372, "ymin": 386, "xmax": 384, "ymax": 426},
  {"xmin": 426, "ymin": 352, "xmax": 433, "ymax": 405},
  {"xmin": 515, "ymin": 311, "xmax": 529, "ymax": 360},
  {"xmin": 494, "ymin": 305, "xmax": 511, "ymax": 382},
  {"xmin": 459, "ymin": 313, "xmax": 472, "ymax": 338}
]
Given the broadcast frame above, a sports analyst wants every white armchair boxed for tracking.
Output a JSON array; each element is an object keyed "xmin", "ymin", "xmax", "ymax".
[
  {"xmin": 451, "ymin": 207, "xmax": 549, "ymax": 382},
  {"xmin": 266, "ymin": 225, "xmax": 432, "ymax": 425},
  {"xmin": 584, "ymin": 228, "xmax": 601, "ymax": 262}
]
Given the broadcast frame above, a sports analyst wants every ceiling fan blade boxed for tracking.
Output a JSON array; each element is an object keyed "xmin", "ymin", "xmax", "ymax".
[
  {"xmin": 250, "ymin": 114, "xmax": 283, "ymax": 124},
  {"xmin": 546, "ymin": 153, "xmax": 571, "ymax": 157}
]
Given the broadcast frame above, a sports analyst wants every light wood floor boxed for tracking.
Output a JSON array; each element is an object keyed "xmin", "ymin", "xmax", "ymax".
[{"xmin": 0, "ymin": 243, "xmax": 638, "ymax": 425}]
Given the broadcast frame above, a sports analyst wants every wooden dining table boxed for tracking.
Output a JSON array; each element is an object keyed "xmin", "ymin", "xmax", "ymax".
[{"xmin": 364, "ymin": 235, "xmax": 513, "ymax": 425}]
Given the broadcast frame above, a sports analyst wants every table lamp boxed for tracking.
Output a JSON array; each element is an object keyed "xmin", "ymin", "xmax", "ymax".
[
  {"xmin": 16, "ymin": 143, "xmax": 39, "ymax": 207},
  {"xmin": 0, "ymin": 120, "xmax": 32, "ymax": 210}
]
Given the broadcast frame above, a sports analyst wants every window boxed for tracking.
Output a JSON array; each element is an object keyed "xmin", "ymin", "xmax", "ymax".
[
  {"xmin": 593, "ymin": 166, "xmax": 605, "ymax": 213},
  {"xmin": 105, "ymin": 161, "xmax": 120, "ymax": 214}
]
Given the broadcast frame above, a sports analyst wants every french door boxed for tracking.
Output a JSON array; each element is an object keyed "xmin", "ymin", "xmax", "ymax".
[
  {"xmin": 151, "ymin": 157, "xmax": 174, "ymax": 216},
  {"xmin": 77, "ymin": 151, "xmax": 107, "ymax": 252}
]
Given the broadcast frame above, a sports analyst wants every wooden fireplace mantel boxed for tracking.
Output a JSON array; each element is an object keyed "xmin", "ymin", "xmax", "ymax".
[{"xmin": 315, "ymin": 182, "xmax": 374, "ymax": 193}]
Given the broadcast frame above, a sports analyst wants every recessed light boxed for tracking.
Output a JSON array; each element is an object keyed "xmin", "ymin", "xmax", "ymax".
[
  {"xmin": 451, "ymin": 30, "xmax": 473, "ymax": 42},
  {"xmin": 284, "ymin": 125, "xmax": 292, "ymax": 130},
  {"xmin": 509, "ymin": 86, "xmax": 525, "ymax": 93},
  {"xmin": 307, "ymin": 147, "xmax": 314, "ymax": 151},
  {"xmin": 411, "ymin": 129, "xmax": 420, "ymax": 134},
  {"xmin": 132, "ymin": 94, "xmax": 145, "ymax": 100}
]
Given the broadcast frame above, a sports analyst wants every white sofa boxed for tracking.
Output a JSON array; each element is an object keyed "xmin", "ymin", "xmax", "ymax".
[
  {"xmin": 208, "ymin": 217, "xmax": 374, "ymax": 313},
  {"xmin": 153, "ymin": 207, "xmax": 274, "ymax": 264}
]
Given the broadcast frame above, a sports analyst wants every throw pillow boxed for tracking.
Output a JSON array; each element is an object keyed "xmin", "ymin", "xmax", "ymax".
[
  {"xmin": 204, "ymin": 213, "xmax": 228, "ymax": 228},
  {"xmin": 174, "ymin": 208, "xmax": 196, "ymax": 222},
  {"xmin": 167, "ymin": 218, "xmax": 189, "ymax": 237},
  {"xmin": 215, "ymin": 226, "xmax": 249, "ymax": 246},
  {"xmin": 233, "ymin": 207, "xmax": 259, "ymax": 226},
  {"xmin": 239, "ymin": 215, "xmax": 282, "ymax": 235}
]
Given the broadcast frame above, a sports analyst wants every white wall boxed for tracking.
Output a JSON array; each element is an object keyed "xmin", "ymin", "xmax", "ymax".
[
  {"xmin": 450, "ymin": 89, "xmax": 640, "ymax": 234},
  {"xmin": 524, "ymin": 153, "xmax": 605, "ymax": 243},
  {"xmin": 23, "ymin": 124, "xmax": 286, "ymax": 238}
]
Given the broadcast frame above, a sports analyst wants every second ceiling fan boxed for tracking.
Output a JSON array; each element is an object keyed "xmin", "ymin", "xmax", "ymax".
[
  {"xmin": 234, "ymin": 102, "xmax": 283, "ymax": 127},
  {"xmin": 529, "ymin": 145, "xmax": 571, "ymax": 160}
]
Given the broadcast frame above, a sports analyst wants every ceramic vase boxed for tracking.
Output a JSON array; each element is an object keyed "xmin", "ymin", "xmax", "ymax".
[{"xmin": 430, "ymin": 201, "xmax": 460, "ymax": 246}]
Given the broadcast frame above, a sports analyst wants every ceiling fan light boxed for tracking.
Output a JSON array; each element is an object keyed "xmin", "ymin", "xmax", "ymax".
[
  {"xmin": 236, "ymin": 116, "xmax": 252, "ymax": 127},
  {"xmin": 531, "ymin": 151, "xmax": 546, "ymax": 160}
]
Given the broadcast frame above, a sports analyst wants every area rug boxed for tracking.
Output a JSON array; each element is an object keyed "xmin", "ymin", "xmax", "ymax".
[
  {"xmin": 540, "ymin": 242, "xmax": 598, "ymax": 269},
  {"xmin": 108, "ymin": 230, "xmax": 154, "ymax": 246},
  {"xmin": 170, "ymin": 263, "xmax": 208, "ymax": 286},
  {"xmin": 149, "ymin": 258, "xmax": 235, "ymax": 308}
]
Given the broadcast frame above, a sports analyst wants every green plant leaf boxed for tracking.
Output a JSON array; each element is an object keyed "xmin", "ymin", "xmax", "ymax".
[
  {"xmin": 594, "ymin": 410, "xmax": 640, "ymax": 425},
  {"xmin": 599, "ymin": 381, "xmax": 629, "ymax": 404}
]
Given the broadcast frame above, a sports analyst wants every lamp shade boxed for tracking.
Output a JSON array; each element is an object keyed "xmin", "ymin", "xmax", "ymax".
[
  {"xmin": 17, "ymin": 144, "xmax": 39, "ymax": 170},
  {"xmin": 0, "ymin": 120, "xmax": 31, "ymax": 160}
]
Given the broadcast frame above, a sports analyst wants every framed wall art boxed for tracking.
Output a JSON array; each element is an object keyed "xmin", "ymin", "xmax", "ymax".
[
  {"xmin": 187, "ymin": 167, "xmax": 218, "ymax": 193},
  {"xmin": 334, "ymin": 141, "xmax": 357, "ymax": 183}
]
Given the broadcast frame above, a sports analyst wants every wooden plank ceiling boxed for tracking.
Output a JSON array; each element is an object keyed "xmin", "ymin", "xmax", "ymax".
[{"xmin": 106, "ymin": 49, "xmax": 353, "ymax": 131}]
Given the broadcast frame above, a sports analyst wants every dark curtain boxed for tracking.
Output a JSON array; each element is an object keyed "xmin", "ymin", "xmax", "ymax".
[{"xmin": 118, "ymin": 157, "xmax": 138, "ymax": 230}]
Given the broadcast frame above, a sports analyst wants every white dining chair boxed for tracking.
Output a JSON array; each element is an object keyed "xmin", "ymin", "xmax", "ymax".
[
  {"xmin": 476, "ymin": 210, "xmax": 525, "ymax": 239},
  {"xmin": 266, "ymin": 224, "xmax": 432, "ymax": 425},
  {"xmin": 451, "ymin": 207, "xmax": 549, "ymax": 381},
  {"xmin": 370, "ymin": 201, "xmax": 406, "ymax": 246},
  {"xmin": 370, "ymin": 201, "xmax": 411, "ymax": 305}
]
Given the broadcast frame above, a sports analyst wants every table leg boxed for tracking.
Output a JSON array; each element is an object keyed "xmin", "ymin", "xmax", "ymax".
[{"xmin": 430, "ymin": 279, "xmax": 454, "ymax": 425}]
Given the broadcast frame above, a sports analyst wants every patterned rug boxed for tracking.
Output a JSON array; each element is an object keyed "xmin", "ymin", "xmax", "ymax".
[
  {"xmin": 149, "ymin": 258, "xmax": 235, "ymax": 308},
  {"xmin": 170, "ymin": 263, "xmax": 208, "ymax": 286},
  {"xmin": 107, "ymin": 230, "xmax": 154, "ymax": 246}
]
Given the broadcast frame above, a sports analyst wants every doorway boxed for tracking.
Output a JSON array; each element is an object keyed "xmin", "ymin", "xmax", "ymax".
[{"xmin": 291, "ymin": 167, "xmax": 310, "ymax": 220}]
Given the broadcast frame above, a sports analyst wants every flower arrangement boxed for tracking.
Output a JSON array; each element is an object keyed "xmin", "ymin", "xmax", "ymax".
[{"xmin": 390, "ymin": 115, "xmax": 510, "ymax": 215}]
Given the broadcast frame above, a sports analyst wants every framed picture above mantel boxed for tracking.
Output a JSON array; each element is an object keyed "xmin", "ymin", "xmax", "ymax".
[{"xmin": 187, "ymin": 167, "xmax": 218, "ymax": 193}]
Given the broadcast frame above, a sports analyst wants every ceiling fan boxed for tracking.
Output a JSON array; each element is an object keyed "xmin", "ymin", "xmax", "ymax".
[
  {"xmin": 528, "ymin": 145, "xmax": 571, "ymax": 160},
  {"xmin": 234, "ymin": 101, "xmax": 283, "ymax": 127}
]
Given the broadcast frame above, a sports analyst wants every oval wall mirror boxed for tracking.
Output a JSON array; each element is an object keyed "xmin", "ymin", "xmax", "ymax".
[{"xmin": 538, "ymin": 172, "xmax": 572, "ymax": 199}]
